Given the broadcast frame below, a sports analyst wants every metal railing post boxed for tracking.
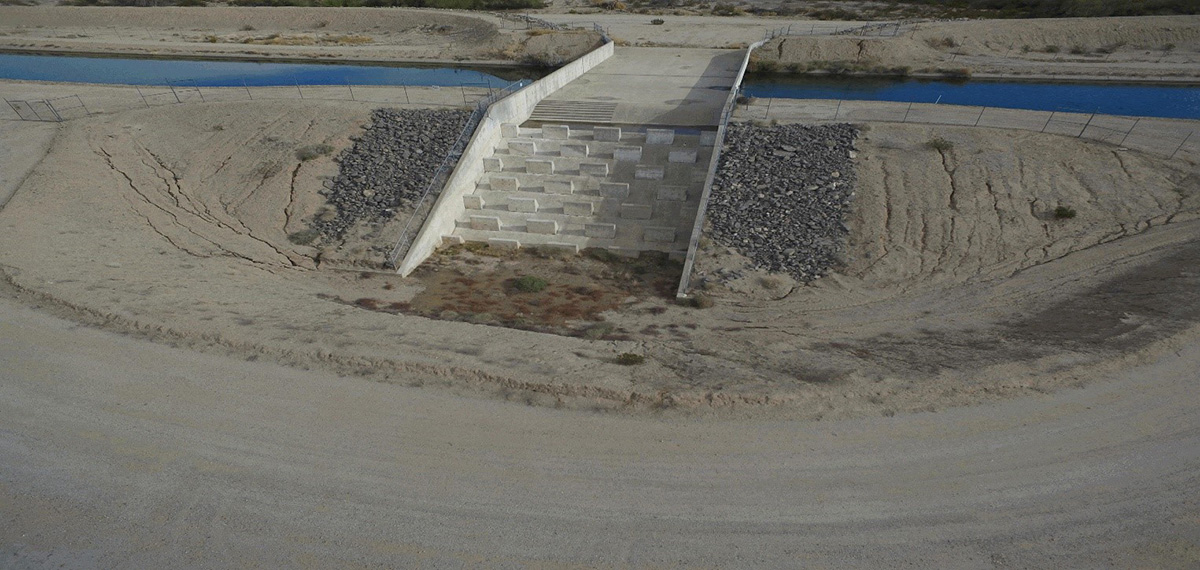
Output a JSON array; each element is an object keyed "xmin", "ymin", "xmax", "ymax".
[
  {"xmin": 1171, "ymin": 131, "xmax": 1193, "ymax": 159},
  {"xmin": 1118, "ymin": 118, "xmax": 1140, "ymax": 146}
]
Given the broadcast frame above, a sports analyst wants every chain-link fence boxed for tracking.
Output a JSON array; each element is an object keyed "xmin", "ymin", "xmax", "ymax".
[{"xmin": 3, "ymin": 80, "xmax": 511, "ymax": 124}]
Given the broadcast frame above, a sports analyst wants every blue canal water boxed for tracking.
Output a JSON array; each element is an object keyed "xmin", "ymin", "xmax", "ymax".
[
  {"xmin": 743, "ymin": 75, "xmax": 1200, "ymax": 119},
  {"xmin": 0, "ymin": 53, "xmax": 521, "ymax": 88}
]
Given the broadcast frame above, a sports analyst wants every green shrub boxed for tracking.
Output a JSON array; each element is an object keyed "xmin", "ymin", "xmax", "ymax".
[
  {"xmin": 1053, "ymin": 206, "xmax": 1077, "ymax": 219},
  {"xmin": 1043, "ymin": 44, "xmax": 1060, "ymax": 53},
  {"xmin": 1069, "ymin": 44, "xmax": 1086, "ymax": 54},
  {"xmin": 650, "ymin": 18, "xmax": 665, "ymax": 25},
  {"xmin": 513, "ymin": 275, "xmax": 548, "ymax": 293},
  {"xmin": 616, "ymin": 353, "xmax": 646, "ymax": 365},
  {"xmin": 295, "ymin": 144, "xmax": 334, "ymax": 161}
]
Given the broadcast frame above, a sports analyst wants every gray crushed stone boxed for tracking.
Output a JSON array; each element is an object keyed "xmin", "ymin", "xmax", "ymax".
[
  {"xmin": 708, "ymin": 122, "xmax": 859, "ymax": 281},
  {"xmin": 313, "ymin": 108, "xmax": 470, "ymax": 238}
]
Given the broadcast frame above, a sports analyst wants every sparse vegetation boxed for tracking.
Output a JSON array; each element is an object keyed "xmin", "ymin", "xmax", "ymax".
[
  {"xmin": 1069, "ymin": 44, "xmax": 1086, "ymax": 54},
  {"xmin": 295, "ymin": 144, "xmax": 334, "ymax": 161},
  {"xmin": 927, "ymin": 137, "xmax": 954, "ymax": 151},
  {"xmin": 650, "ymin": 18, "xmax": 665, "ymax": 25},
  {"xmin": 513, "ymin": 275, "xmax": 549, "ymax": 293},
  {"xmin": 287, "ymin": 228, "xmax": 320, "ymax": 245},
  {"xmin": 680, "ymin": 293, "xmax": 714, "ymax": 309},
  {"xmin": 1043, "ymin": 44, "xmax": 1061, "ymax": 53},
  {"xmin": 1054, "ymin": 205, "xmax": 1078, "ymax": 219},
  {"xmin": 616, "ymin": 353, "xmax": 646, "ymax": 366}
]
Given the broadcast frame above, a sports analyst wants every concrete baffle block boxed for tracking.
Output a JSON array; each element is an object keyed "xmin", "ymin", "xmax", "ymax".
[
  {"xmin": 579, "ymin": 162, "xmax": 610, "ymax": 176},
  {"xmin": 643, "ymin": 226, "xmax": 676, "ymax": 243},
  {"xmin": 508, "ymin": 139, "xmax": 538, "ymax": 155},
  {"xmin": 600, "ymin": 182, "xmax": 630, "ymax": 200},
  {"xmin": 593, "ymin": 126, "xmax": 622, "ymax": 142},
  {"xmin": 543, "ymin": 179, "xmax": 575, "ymax": 194},
  {"xmin": 635, "ymin": 165, "xmax": 665, "ymax": 180},
  {"xmin": 541, "ymin": 242, "xmax": 580, "ymax": 254},
  {"xmin": 585, "ymin": 223, "xmax": 617, "ymax": 239},
  {"xmin": 483, "ymin": 157, "xmax": 504, "ymax": 172},
  {"xmin": 657, "ymin": 186, "xmax": 687, "ymax": 201},
  {"xmin": 488, "ymin": 238, "xmax": 520, "ymax": 250},
  {"xmin": 620, "ymin": 204, "xmax": 653, "ymax": 220},
  {"xmin": 463, "ymin": 195, "xmax": 484, "ymax": 210},
  {"xmin": 700, "ymin": 130, "xmax": 718, "ymax": 146},
  {"xmin": 490, "ymin": 175, "xmax": 519, "ymax": 192},
  {"xmin": 526, "ymin": 219, "xmax": 559, "ymax": 235},
  {"xmin": 525, "ymin": 158, "xmax": 555, "ymax": 174},
  {"xmin": 646, "ymin": 128, "xmax": 676, "ymax": 145},
  {"xmin": 469, "ymin": 215, "xmax": 502, "ymax": 231},
  {"xmin": 543, "ymin": 124, "xmax": 570, "ymax": 140},
  {"xmin": 501, "ymin": 123, "xmax": 520, "ymax": 138},
  {"xmin": 669, "ymin": 149, "xmax": 698, "ymax": 163},
  {"xmin": 560, "ymin": 143, "xmax": 590, "ymax": 157},
  {"xmin": 509, "ymin": 197, "xmax": 539, "ymax": 213},
  {"xmin": 564, "ymin": 201, "xmax": 595, "ymax": 216},
  {"xmin": 614, "ymin": 146, "xmax": 643, "ymax": 162}
]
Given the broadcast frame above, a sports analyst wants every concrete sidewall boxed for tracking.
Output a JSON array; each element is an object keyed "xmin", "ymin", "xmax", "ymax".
[{"xmin": 397, "ymin": 41, "xmax": 615, "ymax": 276}]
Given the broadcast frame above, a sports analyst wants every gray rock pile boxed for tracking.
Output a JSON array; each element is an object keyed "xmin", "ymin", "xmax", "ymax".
[
  {"xmin": 708, "ymin": 123, "xmax": 858, "ymax": 281},
  {"xmin": 314, "ymin": 108, "xmax": 470, "ymax": 238}
]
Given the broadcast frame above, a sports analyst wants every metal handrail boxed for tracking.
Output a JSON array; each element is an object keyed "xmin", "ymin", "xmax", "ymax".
[{"xmin": 385, "ymin": 79, "xmax": 532, "ymax": 268}]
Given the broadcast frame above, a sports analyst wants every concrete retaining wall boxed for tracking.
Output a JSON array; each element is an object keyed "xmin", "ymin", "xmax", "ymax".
[
  {"xmin": 674, "ymin": 39, "xmax": 768, "ymax": 298},
  {"xmin": 396, "ymin": 39, "xmax": 615, "ymax": 276}
]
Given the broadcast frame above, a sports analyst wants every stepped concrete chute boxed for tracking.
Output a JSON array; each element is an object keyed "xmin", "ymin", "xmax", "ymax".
[{"xmin": 396, "ymin": 45, "xmax": 747, "ymax": 276}]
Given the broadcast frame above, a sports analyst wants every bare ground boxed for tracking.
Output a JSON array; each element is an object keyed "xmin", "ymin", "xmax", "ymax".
[{"xmin": 1, "ymin": 95, "xmax": 1198, "ymax": 419}]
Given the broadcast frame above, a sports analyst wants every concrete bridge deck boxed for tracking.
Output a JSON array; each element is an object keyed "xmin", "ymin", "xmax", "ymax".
[{"xmin": 529, "ymin": 47, "xmax": 743, "ymax": 127}]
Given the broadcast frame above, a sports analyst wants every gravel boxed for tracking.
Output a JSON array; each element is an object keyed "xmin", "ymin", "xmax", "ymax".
[
  {"xmin": 708, "ymin": 122, "xmax": 858, "ymax": 281},
  {"xmin": 313, "ymin": 108, "xmax": 471, "ymax": 239}
]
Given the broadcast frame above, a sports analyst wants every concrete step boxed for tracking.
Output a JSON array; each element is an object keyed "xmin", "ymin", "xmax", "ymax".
[
  {"xmin": 452, "ymin": 227, "xmax": 690, "ymax": 257},
  {"xmin": 528, "ymin": 100, "xmax": 618, "ymax": 124}
]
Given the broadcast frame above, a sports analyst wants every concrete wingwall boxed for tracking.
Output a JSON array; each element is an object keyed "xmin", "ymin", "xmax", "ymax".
[
  {"xmin": 675, "ymin": 39, "xmax": 768, "ymax": 298},
  {"xmin": 396, "ymin": 40, "xmax": 615, "ymax": 276}
]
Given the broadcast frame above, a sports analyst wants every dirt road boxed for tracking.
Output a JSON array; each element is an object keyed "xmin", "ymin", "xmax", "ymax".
[{"xmin": 2, "ymin": 290, "xmax": 1199, "ymax": 567}]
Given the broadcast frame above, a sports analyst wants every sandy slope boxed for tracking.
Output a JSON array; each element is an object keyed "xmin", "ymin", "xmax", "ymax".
[
  {"xmin": 755, "ymin": 16, "xmax": 1200, "ymax": 80},
  {"xmin": 1, "ymin": 95, "xmax": 1198, "ymax": 419},
  {"xmin": 0, "ymin": 6, "xmax": 602, "ymax": 66}
]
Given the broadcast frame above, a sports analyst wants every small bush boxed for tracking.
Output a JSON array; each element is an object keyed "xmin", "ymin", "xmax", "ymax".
[
  {"xmin": 581, "ymin": 322, "xmax": 616, "ymax": 339},
  {"xmin": 926, "ymin": 136, "xmax": 954, "ymax": 151},
  {"xmin": 241, "ymin": 25, "xmax": 256, "ymax": 31},
  {"xmin": 616, "ymin": 353, "xmax": 646, "ymax": 366},
  {"xmin": 1053, "ymin": 206, "xmax": 1077, "ymax": 219},
  {"xmin": 751, "ymin": 59, "xmax": 779, "ymax": 73},
  {"xmin": 711, "ymin": 2, "xmax": 742, "ymax": 16},
  {"xmin": 287, "ymin": 228, "xmax": 320, "ymax": 245},
  {"xmin": 513, "ymin": 275, "xmax": 548, "ymax": 293},
  {"xmin": 1069, "ymin": 44, "xmax": 1086, "ymax": 55},
  {"xmin": 295, "ymin": 144, "xmax": 334, "ymax": 161},
  {"xmin": 1163, "ymin": 43, "xmax": 1176, "ymax": 52},
  {"xmin": 650, "ymin": 18, "xmax": 664, "ymax": 25},
  {"xmin": 678, "ymin": 293, "xmax": 714, "ymax": 309},
  {"xmin": 1043, "ymin": 44, "xmax": 1060, "ymax": 53}
]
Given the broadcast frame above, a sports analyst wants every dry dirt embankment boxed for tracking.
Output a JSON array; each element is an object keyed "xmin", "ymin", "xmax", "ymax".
[
  {"xmin": 1, "ymin": 94, "xmax": 1198, "ymax": 418},
  {"xmin": 753, "ymin": 15, "xmax": 1200, "ymax": 80},
  {"xmin": 0, "ymin": 6, "xmax": 602, "ymax": 66}
]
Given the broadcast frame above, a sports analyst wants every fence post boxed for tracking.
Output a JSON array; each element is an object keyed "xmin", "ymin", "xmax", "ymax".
[
  {"xmin": 1041, "ymin": 111, "xmax": 1054, "ymax": 133},
  {"xmin": 75, "ymin": 95, "xmax": 91, "ymax": 116},
  {"xmin": 1118, "ymin": 118, "xmax": 1140, "ymax": 146},
  {"xmin": 192, "ymin": 79, "xmax": 205, "ymax": 103},
  {"xmin": 294, "ymin": 77, "xmax": 304, "ymax": 99},
  {"xmin": 1171, "ymin": 131, "xmax": 1194, "ymax": 159},
  {"xmin": 902, "ymin": 102, "xmax": 913, "ymax": 123},
  {"xmin": 168, "ymin": 83, "xmax": 181, "ymax": 104},
  {"xmin": 403, "ymin": 85, "xmax": 410, "ymax": 105},
  {"xmin": 136, "ymin": 86, "xmax": 150, "ymax": 108},
  {"xmin": 834, "ymin": 98, "xmax": 843, "ymax": 120},
  {"xmin": 243, "ymin": 80, "xmax": 253, "ymax": 100},
  {"xmin": 346, "ymin": 79, "xmax": 355, "ymax": 101},
  {"xmin": 973, "ymin": 106, "xmax": 987, "ymax": 127}
]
